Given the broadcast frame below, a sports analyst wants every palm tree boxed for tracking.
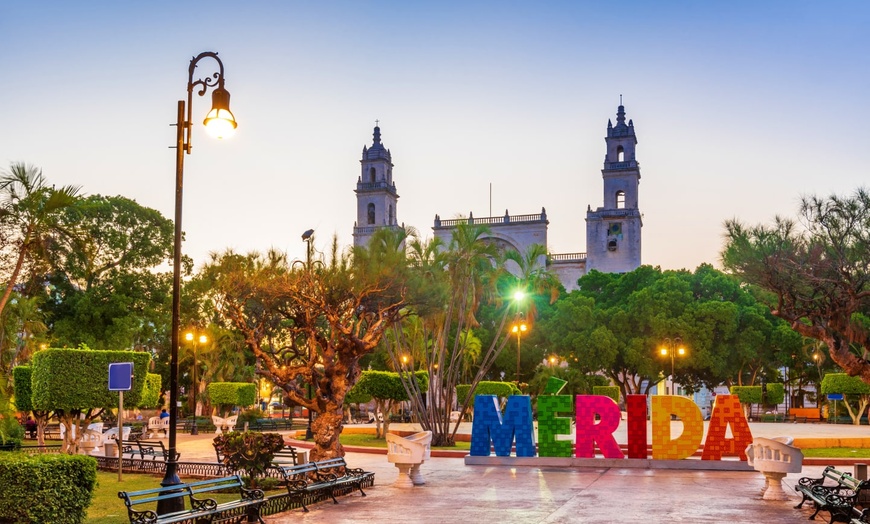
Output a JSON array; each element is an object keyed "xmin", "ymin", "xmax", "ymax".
[{"xmin": 0, "ymin": 163, "xmax": 80, "ymax": 319}]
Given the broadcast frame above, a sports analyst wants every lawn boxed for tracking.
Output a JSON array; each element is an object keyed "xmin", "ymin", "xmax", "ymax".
[
  {"xmin": 801, "ymin": 447, "xmax": 870, "ymax": 458},
  {"xmin": 335, "ymin": 432, "xmax": 470, "ymax": 450},
  {"xmin": 87, "ymin": 472, "xmax": 283, "ymax": 524}
]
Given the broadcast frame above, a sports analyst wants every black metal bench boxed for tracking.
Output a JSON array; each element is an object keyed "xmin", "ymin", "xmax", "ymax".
[
  {"xmin": 118, "ymin": 474, "xmax": 265, "ymax": 523},
  {"xmin": 279, "ymin": 457, "xmax": 373, "ymax": 512},
  {"xmin": 125, "ymin": 439, "xmax": 180, "ymax": 462},
  {"xmin": 795, "ymin": 466, "xmax": 869, "ymax": 522}
]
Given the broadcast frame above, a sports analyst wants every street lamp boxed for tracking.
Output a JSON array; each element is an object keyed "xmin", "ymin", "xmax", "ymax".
[
  {"xmin": 302, "ymin": 228, "xmax": 315, "ymax": 440},
  {"xmin": 511, "ymin": 320, "xmax": 528, "ymax": 383},
  {"xmin": 659, "ymin": 337, "xmax": 686, "ymax": 395},
  {"xmin": 184, "ymin": 332, "xmax": 207, "ymax": 435},
  {"xmin": 162, "ymin": 51, "xmax": 237, "ymax": 513}
]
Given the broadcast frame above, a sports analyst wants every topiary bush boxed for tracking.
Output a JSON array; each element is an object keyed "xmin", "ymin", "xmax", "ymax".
[
  {"xmin": 0, "ymin": 453, "xmax": 97, "ymax": 523},
  {"xmin": 213, "ymin": 431, "xmax": 284, "ymax": 488},
  {"xmin": 139, "ymin": 373, "xmax": 162, "ymax": 409},
  {"xmin": 456, "ymin": 381, "xmax": 522, "ymax": 405},
  {"xmin": 208, "ymin": 382, "xmax": 257, "ymax": 416},
  {"xmin": 592, "ymin": 386, "xmax": 620, "ymax": 404},
  {"xmin": 729, "ymin": 386, "xmax": 763, "ymax": 404},
  {"xmin": 765, "ymin": 383, "xmax": 785, "ymax": 405}
]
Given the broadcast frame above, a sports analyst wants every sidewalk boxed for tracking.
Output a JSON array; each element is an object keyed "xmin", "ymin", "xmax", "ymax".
[{"xmin": 167, "ymin": 421, "xmax": 867, "ymax": 523}]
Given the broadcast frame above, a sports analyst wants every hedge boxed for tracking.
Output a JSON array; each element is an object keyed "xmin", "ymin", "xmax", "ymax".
[
  {"xmin": 208, "ymin": 382, "xmax": 257, "ymax": 410},
  {"xmin": 139, "ymin": 373, "xmax": 162, "ymax": 409},
  {"xmin": 0, "ymin": 453, "xmax": 97, "ymax": 524},
  {"xmin": 821, "ymin": 373, "xmax": 870, "ymax": 395},
  {"xmin": 12, "ymin": 366, "xmax": 33, "ymax": 412},
  {"xmin": 765, "ymin": 383, "xmax": 785, "ymax": 405},
  {"xmin": 354, "ymin": 370, "xmax": 429, "ymax": 402},
  {"xmin": 30, "ymin": 348, "xmax": 151, "ymax": 411},
  {"xmin": 456, "ymin": 381, "xmax": 522, "ymax": 405},
  {"xmin": 592, "ymin": 386, "xmax": 620, "ymax": 404},
  {"xmin": 730, "ymin": 386, "xmax": 763, "ymax": 404}
]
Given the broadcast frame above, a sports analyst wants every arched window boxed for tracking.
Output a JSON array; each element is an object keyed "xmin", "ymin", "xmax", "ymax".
[
  {"xmin": 616, "ymin": 190, "xmax": 625, "ymax": 209},
  {"xmin": 367, "ymin": 203, "xmax": 376, "ymax": 224},
  {"xmin": 369, "ymin": 167, "xmax": 376, "ymax": 183},
  {"xmin": 616, "ymin": 146, "xmax": 624, "ymax": 162}
]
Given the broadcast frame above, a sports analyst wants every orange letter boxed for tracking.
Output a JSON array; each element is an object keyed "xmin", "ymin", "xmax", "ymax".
[
  {"xmin": 701, "ymin": 394, "xmax": 753, "ymax": 460},
  {"xmin": 651, "ymin": 396, "xmax": 703, "ymax": 460}
]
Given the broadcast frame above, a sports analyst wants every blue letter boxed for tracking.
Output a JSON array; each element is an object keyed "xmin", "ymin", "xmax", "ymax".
[{"xmin": 470, "ymin": 395, "xmax": 535, "ymax": 457}]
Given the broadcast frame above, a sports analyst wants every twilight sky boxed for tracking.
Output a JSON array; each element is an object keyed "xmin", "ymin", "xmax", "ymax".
[{"xmin": 2, "ymin": 1, "xmax": 868, "ymax": 272}]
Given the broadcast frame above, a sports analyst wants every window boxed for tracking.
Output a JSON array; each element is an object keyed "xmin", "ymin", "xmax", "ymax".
[
  {"xmin": 388, "ymin": 204, "xmax": 393, "ymax": 224},
  {"xmin": 616, "ymin": 191, "xmax": 625, "ymax": 209},
  {"xmin": 369, "ymin": 167, "xmax": 376, "ymax": 183},
  {"xmin": 616, "ymin": 146, "xmax": 624, "ymax": 162},
  {"xmin": 367, "ymin": 203, "xmax": 376, "ymax": 224}
]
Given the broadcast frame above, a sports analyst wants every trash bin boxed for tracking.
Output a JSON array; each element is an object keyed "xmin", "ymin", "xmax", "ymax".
[{"xmin": 104, "ymin": 442, "xmax": 117, "ymax": 457}]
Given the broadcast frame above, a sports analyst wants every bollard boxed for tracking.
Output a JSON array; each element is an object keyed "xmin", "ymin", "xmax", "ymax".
[{"xmin": 856, "ymin": 463, "xmax": 868, "ymax": 480}]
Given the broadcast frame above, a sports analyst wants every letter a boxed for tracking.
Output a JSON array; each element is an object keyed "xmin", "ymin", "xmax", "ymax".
[{"xmin": 701, "ymin": 394, "xmax": 753, "ymax": 460}]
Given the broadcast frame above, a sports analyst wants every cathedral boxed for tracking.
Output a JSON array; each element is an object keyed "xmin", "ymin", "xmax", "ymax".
[{"xmin": 352, "ymin": 103, "xmax": 643, "ymax": 290}]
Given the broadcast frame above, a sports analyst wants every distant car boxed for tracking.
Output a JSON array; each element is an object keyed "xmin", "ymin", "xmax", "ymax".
[{"xmin": 269, "ymin": 402, "xmax": 282, "ymax": 409}]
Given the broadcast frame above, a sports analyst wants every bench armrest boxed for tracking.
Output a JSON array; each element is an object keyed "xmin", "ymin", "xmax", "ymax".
[{"xmin": 189, "ymin": 496, "xmax": 218, "ymax": 512}]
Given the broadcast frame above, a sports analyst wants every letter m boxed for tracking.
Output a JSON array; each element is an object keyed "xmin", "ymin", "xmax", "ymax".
[{"xmin": 469, "ymin": 395, "xmax": 535, "ymax": 457}]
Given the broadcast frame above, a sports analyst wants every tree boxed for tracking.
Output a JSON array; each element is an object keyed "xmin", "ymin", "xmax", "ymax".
[
  {"xmin": 207, "ymin": 382, "xmax": 256, "ymax": 416},
  {"xmin": 820, "ymin": 373, "xmax": 870, "ymax": 425},
  {"xmin": 353, "ymin": 370, "xmax": 428, "ymax": 438},
  {"xmin": 0, "ymin": 163, "xmax": 80, "ymax": 319},
  {"xmin": 200, "ymin": 237, "xmax": 407, "ymax": 460},
  {"xmin": 12, "ymin": 366, "xmax": 52, "ymax": 445},
  {"xmin": 29, "ymin": 348, "xmax": 150, "ymax": 452},
  {"xmin": 722, "ymin": 189, "xmax": 870, "ymax": 383}
]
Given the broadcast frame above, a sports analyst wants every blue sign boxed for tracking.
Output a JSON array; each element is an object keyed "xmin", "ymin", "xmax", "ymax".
[
  {"xmin": 108, "ymin": 362, "xmax": 134, "ymax": 391},
  {"xmin": 827, "ymin": 393, "xmax": 844, "ymax": 401}
]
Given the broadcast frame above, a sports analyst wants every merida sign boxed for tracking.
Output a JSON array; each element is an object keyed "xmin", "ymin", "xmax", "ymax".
[{"xmin": 468, "ymin": 393, "xmax": 753, "ymax": 462}]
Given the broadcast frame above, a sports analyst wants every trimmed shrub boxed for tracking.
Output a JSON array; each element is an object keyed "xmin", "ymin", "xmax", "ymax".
[
  {"xmin": 139, "ymin": 373, "xmax": 162, "ymax": 409},
  {"xmin": 765, "ymin": 383, "xmax": 785, "ymax": 405},
  {"xmin": 30, "ymin": 348, "xmax": 151, "ymax": 410},
  {"xmin": 456, "ymin": 381, "xmax": 522, "ymax": 405},
  {"xmin": 12, "ymin": 366, "xmax": 33, "ymax": 412},
  {"xmin": 592, "ymin": 386, "xmax": 620, "ymax": 404},
  {"xmin": 0, "ymin": 453, "xmax": 97, "ymax": 523},
  {"xmin": 208, "ymin": 382, "xmax": 257, "ymax": 414},
  {"xmin": 821, "ymin": 374, "xmax": 870, "ymax": 395},
  {"xmin": 730, "ymin": 386, "xmax": 763, "ymax": 404}
]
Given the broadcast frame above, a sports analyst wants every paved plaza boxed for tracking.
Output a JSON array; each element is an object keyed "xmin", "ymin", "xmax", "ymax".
[{"xmin": 163, "ymin": 421, "xmax": 869, "ymax": 523}]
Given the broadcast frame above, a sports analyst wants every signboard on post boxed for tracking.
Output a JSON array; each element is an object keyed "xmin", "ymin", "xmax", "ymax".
[
  {"xmin": 827, "ymin": 394, "xmax": 844, "ymax": 401},
  {"xmin": 108, "ymin": 362, "xmax": 133, "ymax": 481}
]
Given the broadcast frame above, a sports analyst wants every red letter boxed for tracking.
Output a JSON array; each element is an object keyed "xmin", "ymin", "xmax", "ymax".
[
  {"xmin": 626, "ymin": 395, "xmax": 647, "ymax": 458},
  {"xmin": 574, "ymin": 395, "xmax": 624, "ymax": 459}
]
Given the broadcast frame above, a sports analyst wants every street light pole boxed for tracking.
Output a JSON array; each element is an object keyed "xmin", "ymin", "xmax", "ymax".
[
  {"xmin": 302, "ymin": 229, "xmax": 315, "ymax": 440},
  {"xmin": 659, "ymin": 337, "xmax": 686, "ymax": 395},
  {"xmin": 511, "ymin": 319, "xmax": 528, "ymax": 383},
  {"xmin": 185, "ymin": 332, "xmax": 207, "ymax": 435},
  {"xmin": 161, "ymin": 51, "xmax": 237, "ymax": 516}
]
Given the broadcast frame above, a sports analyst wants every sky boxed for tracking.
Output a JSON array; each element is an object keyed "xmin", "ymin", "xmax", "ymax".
[{"xmin": 1, "ymin": 1, "xmax": 868, "ymax": 272}]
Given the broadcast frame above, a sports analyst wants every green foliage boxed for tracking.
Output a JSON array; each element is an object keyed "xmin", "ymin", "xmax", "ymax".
[
  {"xmin": 207, "ymin": 382, "xmax": 257, "ymax": 411},
  {"xmin": 456, "ymin": 381, "xmax": 522, "ymax": 405},
  {"xmin": 212, "ymin": 431, "xmax": 284, "ymax": 488},
  {"xmin": 139, "ymin": 373, "xmax": 161, "ymax": 409},
  {"xmin": 592, "ymin": 386, "xmax": 620, "ymax": 404},
  {"xmin": 821, "ymin": 373, "xmax": 870, "ymax": 395},
  {"xmin": 346, "ymin": 382, "xmax": 373, "ymax": 404},
  {"xmin": 730, "ymin": 385, "xmax": 763, "ymax": 404},
  {"xmin": 238, "ymin": 408, "xmax": 266, "ymax": 426},
  {"xmin": 765, "ymin": 382, "xmax": 785, "ymax": 405},
  {"xmin": 12, "ymin": 366, "xmax": 33, "ymax": 412},
  {"xmin": 0, "ymin": 383, "xmax": 24, "ymax": 445},
  {"xmin": 0, "ymin": 453, "xmax": 97, "ymax": 523},
  {"xmin": 31, "ymin": 349, "xmax": 150, "ymax": 411},
  {"xmin": 355, "ymin": 370, "xmax": 429, "ymax": 401}
]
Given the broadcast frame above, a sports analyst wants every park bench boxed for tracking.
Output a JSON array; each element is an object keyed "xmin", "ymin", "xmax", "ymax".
[
  {"xmin": 123, "ymin": 439, "xmax": 180, "ymax": 462},
  {"xmin": 43, "ymin": 423, "xmax": 61, "ymax": 440},
  {"xmin": 789, "ymin": 407, "xmax": 823, "ymax": 423},
  {"xmin": 278, "ymin": 457, "xmax": 373, "ymax": 512},
  {"xmin": 118, "ymin": 474, "xmax": 265, "ymax": 524},
  {"xmin": 795, "ymin": 466, "xmax": 870, "ymax": 522}
]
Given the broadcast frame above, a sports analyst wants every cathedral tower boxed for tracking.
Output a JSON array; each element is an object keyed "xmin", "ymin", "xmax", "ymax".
[
  {"xmin": 585, "ymin": 103, "xmax": 642, "ymax": 273},
  {"xmin": 353, "ymin": 124, "xmax": 399, "ymax": 247}
]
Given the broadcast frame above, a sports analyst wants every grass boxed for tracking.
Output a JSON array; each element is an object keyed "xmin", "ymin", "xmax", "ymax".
[
  {"xmin": 87, "ymin": 471, "xmax": 284, "ymax": 524},
  {"xmin": 333, "ymin": 432, "xmax": 470, "ymax": 450},
  {"xmin": 801, "ymin": 447, "xmax": 870, "ymax": 458}
]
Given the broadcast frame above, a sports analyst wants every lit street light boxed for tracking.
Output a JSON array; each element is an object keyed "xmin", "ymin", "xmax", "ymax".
[
  {"xmin": 659, "ymin": 337, "xmax": 686, "ymax": 395},
  {"xmin": 512, "ymin": 320, "xmax": 528, "ymax": 383},
  {"xmin": 162, "ymin": 51, "xmax": 237, "ymax": 515},
  {"xmin": 184, "ymin": 332, "xmax": 207, "ymax": 435},
  {"xmin": 302, "ymin": 228, "xmax": 315, "ymax": 440}
]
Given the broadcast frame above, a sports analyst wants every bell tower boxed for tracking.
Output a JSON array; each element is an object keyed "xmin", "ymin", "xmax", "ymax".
[
  {"xmin": 585, "ymin": 101, "xmax": 642, "ymax": 273},
  {"xmin": 353, "ymin": 124, "xmax": 399, "ymax": 247}
]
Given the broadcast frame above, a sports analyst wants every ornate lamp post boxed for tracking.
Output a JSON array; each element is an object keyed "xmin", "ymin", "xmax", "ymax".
[
  {"xmin": 184, "ymin": 332, "xmax": 208, "ymax": 435},
  {"xmin": 659, "ymin": 337, "xmax": 686, "ymax": 395},
  {"xmin": 302, "ymin": 228, "xmax": 315, "ymax": 440},
  {"xmin": 161, "ymin": 51, "xmax": 237, "ymax": 515}
]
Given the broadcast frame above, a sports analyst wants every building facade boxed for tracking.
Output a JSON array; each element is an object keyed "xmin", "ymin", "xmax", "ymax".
[{"xmin": 352, "ymin": 104, "xmax": 644, "ymax": 289}]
